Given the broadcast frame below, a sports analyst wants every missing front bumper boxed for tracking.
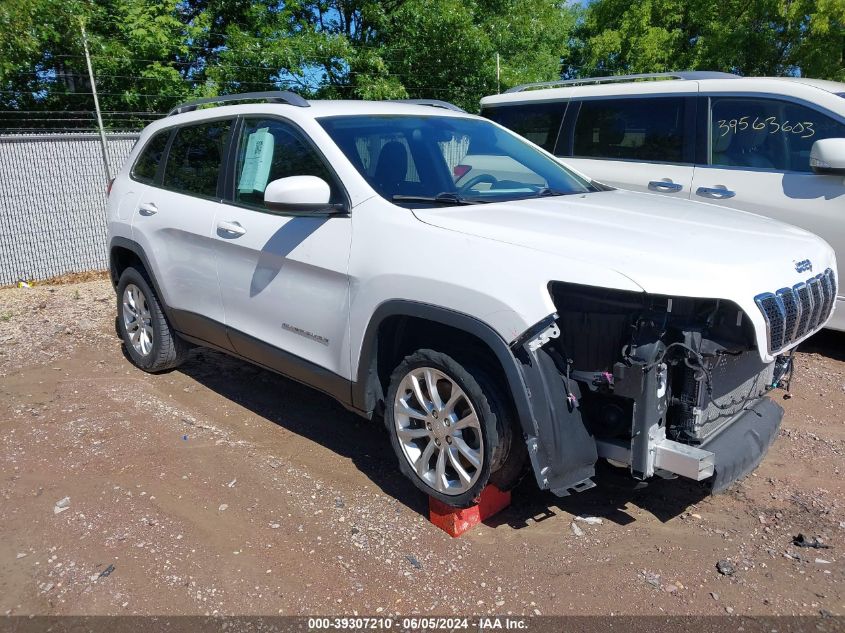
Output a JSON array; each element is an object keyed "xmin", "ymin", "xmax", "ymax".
[{"xmin": 597, "ymin": 396, "xmax": 783, "ymax": 490}]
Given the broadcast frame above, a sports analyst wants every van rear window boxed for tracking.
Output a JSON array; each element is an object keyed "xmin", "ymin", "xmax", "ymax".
[{"xmin": 481, "ymin": 102, "xmax": 565, "ymax": 152}]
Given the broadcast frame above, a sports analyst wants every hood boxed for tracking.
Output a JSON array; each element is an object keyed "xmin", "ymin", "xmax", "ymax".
[
  {"xmin": 412, "ymin": 189, "xmax": 836, "ymax": 299},
  {"xmin": 412, "ymin": 190, "xmax": 838, "ymax": 361}
]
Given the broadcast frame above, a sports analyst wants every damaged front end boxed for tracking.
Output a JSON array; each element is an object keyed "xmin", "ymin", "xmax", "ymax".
[{"xmin": 511, "ymin": 282, "xmax": 790, "ymax": 496}]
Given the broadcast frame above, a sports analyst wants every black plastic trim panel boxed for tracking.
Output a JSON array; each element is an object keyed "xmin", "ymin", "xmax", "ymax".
[
  {"xmin": 353, "ymin": 301, "xmax": 535, "ymax": 420},
  {"xmin": 226, "ymin": 326, "xmax": 351, "ymax": 405},
  {"xmin": 168, "ymin": 309, "xmax": 234, "ymax": 353},
  {"xmin": 356, "ymin": 302, "xmax": 599, "ymax": 493},
  {"xmin": 700, "ymin": 396, "xmax": 783, "ymax": 492}
]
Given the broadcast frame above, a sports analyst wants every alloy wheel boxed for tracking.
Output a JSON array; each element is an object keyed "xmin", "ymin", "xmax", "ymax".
[
  {"xmin": 122, "ymin": 283, "xmax": 154, "ymax": 356},
  {"xmin": 393, "ymin": 367, "xmax": 484, "ymax": 495}
]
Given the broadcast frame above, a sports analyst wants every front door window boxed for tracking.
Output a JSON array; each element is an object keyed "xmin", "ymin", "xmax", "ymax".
[{"xmin": 709, "ymin": 97, "xmax": 845, "ymax": 172}]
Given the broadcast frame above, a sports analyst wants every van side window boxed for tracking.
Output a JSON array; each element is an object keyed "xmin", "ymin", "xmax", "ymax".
[
  {"xmin": 709, "ymin": 97, "xmax": 845, "ymax": 172},
  {"xmin": 573, "ymin": 97, "xmax": 686, "ymax": 163},
  {"xmin": 481, "ymin": 103, "xmax": 565, "ymax": 152},
  {"xmin": 162, "ymin": 119, "xmax": 233, "ymax": 197},
  {"xmin": 234, "ymin": 118, "xmax": 341, "ymax": 208},
  {"xmin": 131, "ymin": 131, "xmax": 170, "ymax": 184}
]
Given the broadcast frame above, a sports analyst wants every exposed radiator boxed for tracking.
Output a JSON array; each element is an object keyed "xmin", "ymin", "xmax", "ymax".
[{"xmin": 676, "ymin": 352, "xmax": 775, "ymax": 441}]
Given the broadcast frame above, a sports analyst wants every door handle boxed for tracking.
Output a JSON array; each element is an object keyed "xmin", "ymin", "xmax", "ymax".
[
  {"xmin": 217, "ymin": 220, "xmax": 247, "ymax": 237},
  {"xmin": 696, "ymin": 186, "xmax": 736, "ymax": 200},
  {"xmin": 648, "ymin": 180, "xmax": 683, "ymax": 193},
  {"xmin": 138, "ymin": 202, "xmax": 158, "ymax": 216}
]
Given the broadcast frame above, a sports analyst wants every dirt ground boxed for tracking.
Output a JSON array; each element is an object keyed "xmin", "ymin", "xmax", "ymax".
[{"xmin": 1, "ymin": 279, "xmax": 843, "ymax": 618}]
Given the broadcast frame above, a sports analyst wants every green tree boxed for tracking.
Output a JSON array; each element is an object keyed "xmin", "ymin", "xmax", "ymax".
[
  {"xmin": 0, "ymin": 0, "xmax": 575, "ymax": 122},
  {"xmin": 566, "ymin": 0, "xmax": 845, "ymax": 80},
  {"xmin": 0, "ymin": 0, "xmax": 331, "ymax": 121},
  {"xmin": 369, "ymin": 0, "xmax": 578, "ymax": 110},
  {"xmin": 1, "ymin": 0, "xmax": 193, "ymax": 116},
  {"xmin": 790, "ymin": 0, "xmax": 845, "ymax": 81},
  {"xmin": 278, "ymin": 0, "xmax": 578, "ymax": 107}
]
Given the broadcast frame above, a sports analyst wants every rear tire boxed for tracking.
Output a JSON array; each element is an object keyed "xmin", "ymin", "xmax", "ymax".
[
  {"xmin": 385, "ymin": 349, "xmax": 525, "ymax": 508},
  {"xmin": 116, "ymin": 267, "xmax": 188, "ymax": 373}
]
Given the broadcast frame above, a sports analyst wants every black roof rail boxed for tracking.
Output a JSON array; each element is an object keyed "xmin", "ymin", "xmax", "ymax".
[
  {"xmin": 505, "ymin": 71, "xmax": 739, "ymax": 93},
  {"xmin": 390, "ymin": 99, "xmax": 466, "ymax": 113},
  {"xmin": 167, "ymin": 91, "xmax": 309, "ymax": 116}
]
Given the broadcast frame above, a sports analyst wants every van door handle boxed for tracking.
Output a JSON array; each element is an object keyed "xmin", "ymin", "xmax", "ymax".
[
  {"xmin": 648, "ymin": 180, "xmax": 683, "ymax": 193},
  {"xmin": 696, "ymin": 186, "xmax": 736, "ymax": 199},
  {"xmin": 217, "ymin": 220, "xmax": 247, "ymax": 237},
  {"xmin": 138, "ymin": 202, "xmax": 158, "ymax": 216}
]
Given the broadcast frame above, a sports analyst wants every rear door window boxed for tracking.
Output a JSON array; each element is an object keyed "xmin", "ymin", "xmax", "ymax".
[
  {"xmin": 131, "ymin": 131, "xmax": 170, "ymax": 184},
  {"xmin": 162, "ymin": 119, "xmax": 233, "ymax": 198},
  {"xmin": 708, "ymin": 97, "xmax": 845, "ymax": 172},
  {"xmin": 481, "ymin": 102, "xmax": 565, "ymax": 152},
  {"xmin": 572, "ymin": 97, "xmax": 687, "ymax": 163}
]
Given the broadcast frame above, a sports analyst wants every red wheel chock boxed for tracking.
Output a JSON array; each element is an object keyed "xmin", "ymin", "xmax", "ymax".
[{"xmin": 428, "ymin": 485, "xmax": 511, "ymax": 537}]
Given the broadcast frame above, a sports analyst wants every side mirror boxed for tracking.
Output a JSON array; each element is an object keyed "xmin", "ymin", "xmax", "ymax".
[
  {"xmin": 263, "ymin": 176, "xmax": 343, "ymax": 215},
  {"xmin": 810, "ymin": 138, "xmax": 845, "ymax": 176}
]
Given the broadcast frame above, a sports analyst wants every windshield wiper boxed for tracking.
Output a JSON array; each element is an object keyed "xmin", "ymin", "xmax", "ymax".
[
  {"xmin": 391, "ymin": 192, "xmax": 479, "ymax": 205},
  {"xmin": 533, "ymin": 187, "xmax": 570, "ymax": 197}
]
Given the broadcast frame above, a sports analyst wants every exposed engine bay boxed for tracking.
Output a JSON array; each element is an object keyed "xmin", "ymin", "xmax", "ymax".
[{"xmin": 544, "ymin": 282, "xmax": 791, "ymax": 485}]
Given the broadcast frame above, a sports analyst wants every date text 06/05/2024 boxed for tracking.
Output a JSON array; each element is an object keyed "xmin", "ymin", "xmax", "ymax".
[{"xmin": 307, "ymin": 617, "xmax": 529, "ymax": 630}]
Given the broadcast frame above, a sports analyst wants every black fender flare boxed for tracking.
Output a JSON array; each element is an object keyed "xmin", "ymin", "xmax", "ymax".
[
  {"xmin": 109, "ymin": 237, "xmax": 167, "ymax": 305},
  {"xmin": 352, "ymin": 300, "xmax": 535, "ymax": 424},
  {"xmin": 353, "ymin": 300, "xmax": 597, "ymax": 494}
]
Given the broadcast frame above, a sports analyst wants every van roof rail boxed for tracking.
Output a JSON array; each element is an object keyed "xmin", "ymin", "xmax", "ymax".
[
  {"xmin": 505, "ymin": 71, "xmax": 739, "ymax": 93},
  {"xmin": 167, "ymin": 91, "xmax": 310, "ymax": 116},
  {"xmin": 390, "ymin": 99, "xmax": 466, "ymax": 113}
]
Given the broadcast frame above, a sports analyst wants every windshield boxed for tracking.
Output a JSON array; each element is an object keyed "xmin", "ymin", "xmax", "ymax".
[{"xmin": 318, "ymin": 114, "xmax": 596, "ymax": 206}]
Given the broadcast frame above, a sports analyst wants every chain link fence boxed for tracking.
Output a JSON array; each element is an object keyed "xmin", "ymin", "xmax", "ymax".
[{"xmin": 0, "ymin": 132, "xmax": 139, "ymax": 286}]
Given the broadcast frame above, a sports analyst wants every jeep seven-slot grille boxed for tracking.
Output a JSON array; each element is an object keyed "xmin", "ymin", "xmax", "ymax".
[{"xmin": 755, "ymin": 268, "xmax": 837, "ymax": 354}]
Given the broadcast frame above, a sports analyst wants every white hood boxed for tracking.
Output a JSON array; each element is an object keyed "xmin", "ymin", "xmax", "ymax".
[{"xmin": 413, "ymin": 189, "xmax": 838, "ymax": 361}]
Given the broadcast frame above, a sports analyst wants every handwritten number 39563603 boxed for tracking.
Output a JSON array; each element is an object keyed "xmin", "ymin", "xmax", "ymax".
[{"xmin": 717, "ymin": 117, "xmax": 816, "ymax": 139}]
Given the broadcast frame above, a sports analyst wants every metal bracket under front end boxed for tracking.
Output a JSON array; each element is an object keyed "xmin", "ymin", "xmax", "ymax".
[
  {"xmin": 596, "ymin": 395, "xmax": 784, "ymax": 490},
  {"xmin": 526, "ymin": 321, "xmax": 560, "ymax": 352},
  {"xmin": 653, "ymin": 439, "xmax": 715, "ymax": 480},
  {"xmin": 508, "ymin": 312, "xmax": 782, "ymax": 495},
  {"xmin": 596, "ymin": 438, "xmax": 715, "ymax": 482},
  {"xmin": 598, "ymin": 346, "xmax": 718, "ymax": 483}
]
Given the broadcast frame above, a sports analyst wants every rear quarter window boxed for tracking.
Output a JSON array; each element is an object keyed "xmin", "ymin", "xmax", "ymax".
[{"xmin": 131, "ymin": 131, "xmax": 170, "ymax": 184}]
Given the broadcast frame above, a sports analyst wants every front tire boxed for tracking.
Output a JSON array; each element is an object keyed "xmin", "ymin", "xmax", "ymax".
[
  {"xmin": 385, "ymin": 349, "xmax": 523, "ymax": 508},
  {"xmin": 116, "ymin": 267, "xmax": 188, "ymax": 372}
]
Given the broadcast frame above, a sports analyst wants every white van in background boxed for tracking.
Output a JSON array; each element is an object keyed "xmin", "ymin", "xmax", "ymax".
[{"xmin": 481, "ymin": 71, "xmax": 845, "ymax": 331}]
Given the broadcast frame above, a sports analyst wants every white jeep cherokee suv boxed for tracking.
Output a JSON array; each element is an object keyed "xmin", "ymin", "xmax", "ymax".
[
  {"xmin": 107, "ymin": 91, "xmax": 837, "ymax": 508},
  {"xmin": 480, "ymin": 71, "xmax": 845, "ymax": 331}
]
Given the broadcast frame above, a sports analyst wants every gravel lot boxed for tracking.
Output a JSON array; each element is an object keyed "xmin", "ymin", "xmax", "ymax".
[{"xmin": 1, "ymin": 279, "xmax": 843, "ymax": 617}]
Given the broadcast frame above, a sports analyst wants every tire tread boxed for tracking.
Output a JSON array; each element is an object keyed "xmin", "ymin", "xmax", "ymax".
[
  {"xmin": 117, "ymin": 266, "xmax": 188, "ymax": 373},
  {"xmin": 385, "ymin": 348, "xmax": 524, "ymax": 508}
]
